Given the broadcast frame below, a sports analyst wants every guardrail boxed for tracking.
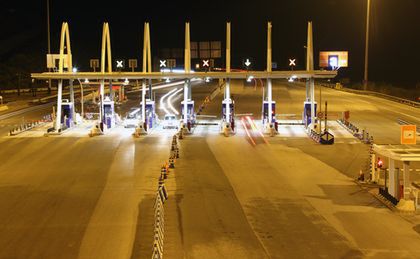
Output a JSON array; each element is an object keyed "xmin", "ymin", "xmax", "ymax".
[
  {"xmin": 152, "ymin": 184, "xmax": 167, "ymax": 259},
  {"xmin": 0, "ymin": 102, "xmax": 53, "ymax": 121},
  {"xmin": 8, "ymin": 114, "xmax": 53, "ymax": 136},
  {"xmin": 337, "ymin": 118, "xmax": 373, "ymax": 144},
  {"xmin": 396, "ymin": 118, "xmax": 420, "ymax": 134},
  {"xmin": 197, "ymin": 81, "xmax": 225, "ymax": 116},
  {"xmin": 306, "ymin": 127, "xmax": 335, "ymax": 144},
  {"xmin": 320, "ymin": 83, "xmax": 420, "ymax": 108},
  {"xmin": 151, "ymin": 133, "xmax": 182, "ymax": 259}
]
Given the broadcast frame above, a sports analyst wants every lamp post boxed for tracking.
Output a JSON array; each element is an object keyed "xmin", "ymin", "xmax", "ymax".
[{"xmin": 363, "ymin": 0, "xmax": 371, "ymax": 91}]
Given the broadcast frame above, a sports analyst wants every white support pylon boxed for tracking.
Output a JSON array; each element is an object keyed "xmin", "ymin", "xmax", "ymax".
[
  {"xmin": 99, "ymin": 22, "xmax": 112, "ymax": 129},
  {"xmin": 306, "ymin": 21, "xmax": 316, "ymax": 129},
  {"xmin": 54, "ymin": 22, "xmax": 73, "ymax": 133},
  {"xmin": 265, "ymin": 22, "xmax": 276, "ymax": 136},
  {"xmin": 183, "ymin": 22, "xmax": 191, "ymax": 126},
  {"xmin": 225, "ymin": 22, "xmax": 231, "ymax": 127},
  {"xmin": 135, "ymin": 22, "xmax": 151, "ymax": 136}
]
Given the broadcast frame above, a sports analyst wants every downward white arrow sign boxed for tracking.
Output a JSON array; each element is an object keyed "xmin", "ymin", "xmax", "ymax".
[{"xmin": 245, "ymin": 59, "xmax": 251, "ymax": 67}]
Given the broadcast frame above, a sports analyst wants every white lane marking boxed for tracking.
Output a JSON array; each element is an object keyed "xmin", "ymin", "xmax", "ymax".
[
  {"xmin": 159, "ymin": 88, "xmax": 178, "ymax": 115},
  {"xmin": 167, "ymin": 88, "xmax": 183, "ymax": 115}
]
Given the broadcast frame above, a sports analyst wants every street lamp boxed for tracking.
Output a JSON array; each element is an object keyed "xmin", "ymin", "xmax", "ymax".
[{"xmin": 364, "ymin": 0, "xmax": 371, "ymax": 91}]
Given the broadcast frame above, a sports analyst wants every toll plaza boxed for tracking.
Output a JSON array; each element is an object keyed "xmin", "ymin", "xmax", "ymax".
[
  {"xmin": 373, "ymin": 144, "xmax": 420, "ymax": 211},
  {"xmin": 31, "ymin": 21, "xmax": 337, "ymax": 138}
]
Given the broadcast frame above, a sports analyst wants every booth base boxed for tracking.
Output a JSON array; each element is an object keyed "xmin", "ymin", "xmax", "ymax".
[
  {"xmin": 133, "ymin": 125, "xmax": 148, "ymax": 137},
  {"xmin": 396, "ymin": 199, "xmax": 416, "ymax": 212}
]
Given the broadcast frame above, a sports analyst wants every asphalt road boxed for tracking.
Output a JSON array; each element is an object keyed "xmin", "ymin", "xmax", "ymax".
[
  {"xmin": 162, "ymin": 80, "xmax": 420, "ymax": 258},
  {"xmin": 0, "ymin": 79, "xmax": 419, "ymax": 258}
]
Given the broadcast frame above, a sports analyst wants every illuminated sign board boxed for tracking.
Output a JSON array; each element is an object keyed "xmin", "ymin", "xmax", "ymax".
[
  {"xmin": 319, "ymin": 51, "xmax": 348, "ymax": 68},
  {"xmin": 401, "ymin": 125, "xmax": 417, "ymax": 145}
]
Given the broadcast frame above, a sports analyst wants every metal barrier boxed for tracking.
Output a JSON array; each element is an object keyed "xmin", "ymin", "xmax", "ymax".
[
  {"xmin": 151, "ymin": 133, "xmax": 181, "ymax": 259},
  {"xmin": 337, "ymin": 118, "xmax": 373, "ymax": 144},
  {"xmin": 197, "ymin": 81, "xmax": 225, "ymax": 116},
  {"xmin": 152, "ymin": 185, "xmax": 167, "ymax": 259},
  {"xmin": 321, "ymin": 83, "xmax": 420, "ymax": 108},
  {"xmin": 307, "ymin": 128, "xmax": 320, "ymax": 143},
  {"xmin": 8, "ymin": 114, "xmax": 53, "ymax": 136},
  {"xmin": 379, "ymin": 188, "xmax": 399, "ymax": 205},
  {"xmin": 397, "ymin": 119, "xmax": 420, "ymax": 134},
  {"xmin": 306, "ymin": 128, "xmax": 334, "ymax": 145}
]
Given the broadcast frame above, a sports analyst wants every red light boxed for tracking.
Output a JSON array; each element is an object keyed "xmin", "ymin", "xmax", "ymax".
[{"xmin": 377, "ymin": 158, "xmax": 383, "ymax": 168}]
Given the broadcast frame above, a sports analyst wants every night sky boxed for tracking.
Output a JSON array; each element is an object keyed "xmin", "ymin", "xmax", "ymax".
[{"xmin": 1, "ymin": 0, "xmax": 419, "ymax": 88}]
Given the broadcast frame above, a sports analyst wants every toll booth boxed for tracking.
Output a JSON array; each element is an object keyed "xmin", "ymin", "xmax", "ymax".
[
  {"xmin": 303, "ymin": 101, "xmax": 317, "ymax": 127},
  {"xmin": 61, "ymin": 100, "xmax": 74, "ymax": 128},
  {"xmin": 373, "ymin": 145, "xmax": 420, "ymax": 212},
  {"xmin": 181, "ymin": 100, "xmax": 195, "ymax": 126},
  {"xmin": 262, "ymin": 100, "xmax": 276, "ymax": 125},
  {"xmin": 143, "ymin": 99, "xmax": 155, "ymax": 129},
  {"xmin": 102, "ymin": 97, "xmax": 115, "ymax": 129},
  {"xmin": 222, "ymin": 99, "xmax": 235, "ymax": 130}
]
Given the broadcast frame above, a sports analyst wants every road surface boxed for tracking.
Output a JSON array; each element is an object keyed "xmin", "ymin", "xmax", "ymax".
[{"xmin": 0, "ymin": 79, "xmax": 419, "ymax": 258}]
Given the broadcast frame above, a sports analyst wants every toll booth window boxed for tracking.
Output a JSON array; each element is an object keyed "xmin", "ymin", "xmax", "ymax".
[
  {"xmin": 62, "ymin": 105, "xmax": 71, "ymax": 117},
  {"xmin": 104, "ymin": 105, "xmax": 112, "ymax": 115}
]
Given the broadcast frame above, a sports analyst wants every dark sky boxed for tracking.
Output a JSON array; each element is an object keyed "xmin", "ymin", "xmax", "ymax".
[{"xmin": 1, "ymin": 0, "xmax": 419, "ymax": 87}]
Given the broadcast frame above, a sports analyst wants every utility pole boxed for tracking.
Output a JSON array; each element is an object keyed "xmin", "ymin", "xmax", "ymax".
[
  {"xmin": 363, "ymin": 0, "xmax": 371, "ymax": 91},
  {"xmin": 47, "ymin": 0, "xmax": 52, "ymax": 95}
]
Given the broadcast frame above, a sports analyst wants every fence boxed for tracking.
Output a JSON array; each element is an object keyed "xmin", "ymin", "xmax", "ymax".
[
  {"xmin": 321, "ymin": 83, "xmax": 420, "ymax": 108},
  {"xmin": 337, "ymin": 118, "xmax": 373, "ymax": 144},
  {"xmin": 8, "ymin": 114, "xmax": 53, "ymax": 136},
  {"xmin": 151, "ymin": 132, "xmax": 181, "ymax": 258}
]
